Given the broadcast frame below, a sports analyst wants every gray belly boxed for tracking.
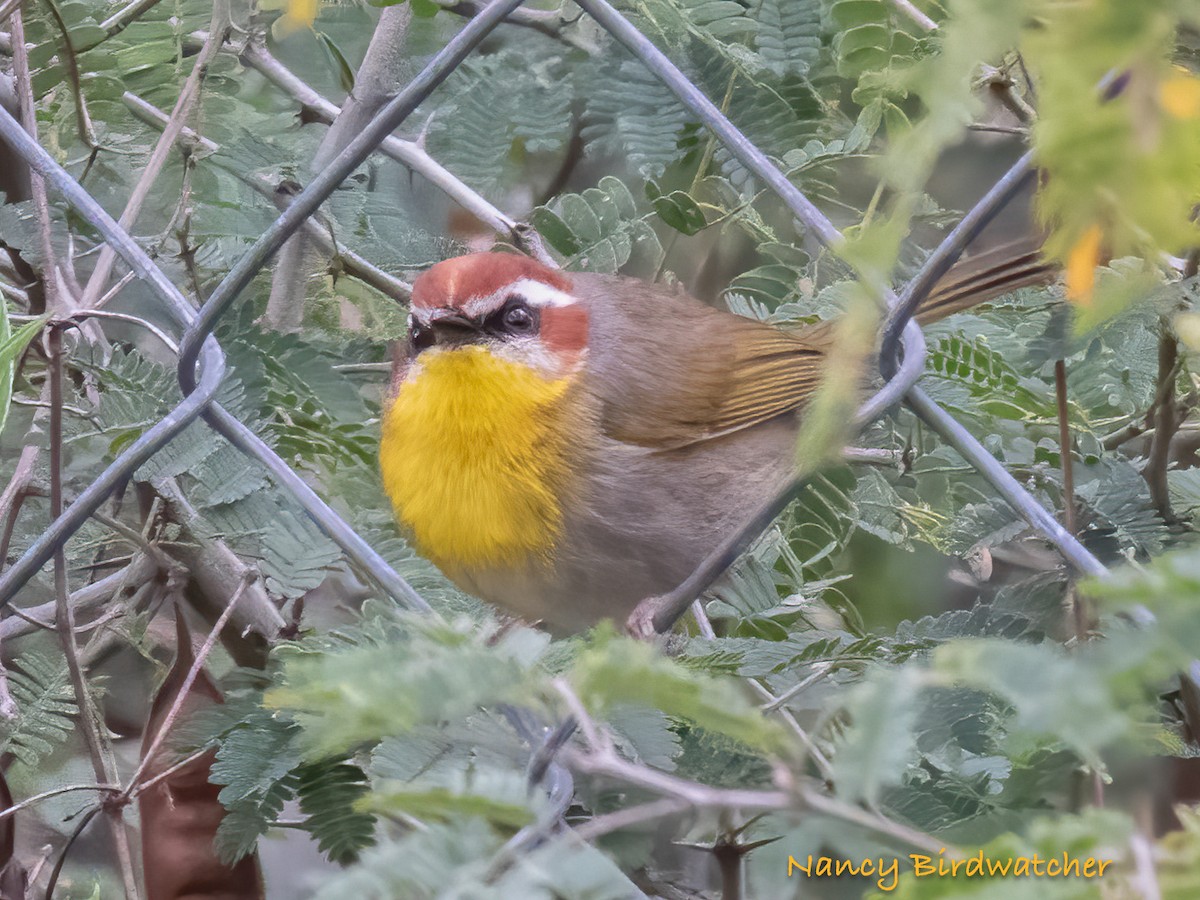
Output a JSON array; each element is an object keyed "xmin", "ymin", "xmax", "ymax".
[{"xmin": 458, "ymin": 415, "xmax": 799, "ymax": 633}]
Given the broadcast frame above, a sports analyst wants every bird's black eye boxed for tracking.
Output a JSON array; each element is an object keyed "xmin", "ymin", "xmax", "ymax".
[
  {"xmin": 501, "ymin": 298, "xmax": 536, "ymax": 334},
  {"xmin": 409, "ymin": 318, "xmax": 435, "ymax": 352}
]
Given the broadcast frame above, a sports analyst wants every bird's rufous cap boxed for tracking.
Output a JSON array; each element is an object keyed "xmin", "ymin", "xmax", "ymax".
[{"xmin": 412, "ymin": 253, "xmax": 572, "ymax": 310}]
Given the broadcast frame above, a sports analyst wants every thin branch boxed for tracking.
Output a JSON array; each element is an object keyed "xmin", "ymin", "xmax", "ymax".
[
  {"xmin": 0, "ymin": 783, "xmax": 121, "ymax": 826},
  {"xmin": 121, "ymin": 572, "xmax": 253, "ymax": 799},
  {"xmin": 1146, "ymin": 326, "xmax": 1180, "ymax": 521},
  {"xmin": 566, "ymin": 746, "xmax": 791, "ymax": 813},
  {"xmin": 122, "ymin": 91, "xmax": 413, "ymax": 303},
  {"xmin": 843, "ymin": 447, "xmax": 903, "ymax": 466},
  {"xmin": 40, "ymin": 0, "xmax": 97, "ymax": 150},
  {"xmin": 758, "ymin": 663, "xmax": 832, "ymax": 713},
  {"xmin": 10, "ymin": 9, "xmax": 60, "ymax": 311},
  {"xmin": 93, "ymin": 0, "xmax": 166, "ymax": 46},
  {"xmin": 0, "ymin": 0, "xmax": 20, "ymax": 27},
  {"xmin": 43, "ymin": 805, "xmax": 100, "ymax": 900},
  {"xmin": 47, "ymin": 325, "xmax": 141, "ymax": 900},
  {"xmin": 0, "ymin": 435, "xmax": 47, "ymax": 568},
  {"xmin": 573, "ymin": 797, "xmax": 691, "ymax": 841},
  {"xmin": 747, "ymin": 679, "xmax": 835, "ymax": 783},
  {"xmin": 967, "ymin": 123, "xmax": 1029, "ymax": 136},
  {"xmin": 1101, "ymin": 390, "xmax": 1196, "ymax": 450},
  {"xmin": 151, "ymin": 478, "xmax": 285, "ymax": 665},
  {"xmin": 0, "ymin": 554, "xmax": 159, "ymax": 643},
  {"xmin": 1129, "ymin": 831, "xmax": 1162, "ymax": 900},
  {"xmin": 128, "ymin": 746, "xmax": 209, "ymax": 797},
  {"xmin": 78, "ymin": 1, "xmax": 230, "ymax": 309},
  {"xmin": 265, "ymin": 4, "xmax": 414, "ymax": 331},
  {"xmin": 978, "ymin": 64, "xmax": 1037, "ymax": 126},
  {"xmin": 65, "ymin": 308, "xmax": 179, "ymax": 353},
  {"xmin": 798, "ymin": 787, "xmax": 958, "ymax": 858},
  {"xmin": 1054, "ymin": 360, "xmax": 1077, "ymax": 535},
  {"xmin": 888, "ymin": 0, "xmax": 937, "ymax": 32},
  {"xmin": 441, "ymin": 1, "xmax": 589, "ymax": 50},
  {"xmin": 227, "ymin": 35, "xmax": 554, "ymax": 265}
]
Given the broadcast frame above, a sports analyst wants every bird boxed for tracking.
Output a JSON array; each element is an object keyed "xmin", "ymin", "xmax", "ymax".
[{"xmin": 379, "ymin": 242, "xmax": 1053, "ymax": 634}]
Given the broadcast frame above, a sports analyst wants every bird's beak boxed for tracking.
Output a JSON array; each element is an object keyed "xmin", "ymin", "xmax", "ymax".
[{"xmin": 430, "ymin": 311, "xmax": 482, "ymax": 345}]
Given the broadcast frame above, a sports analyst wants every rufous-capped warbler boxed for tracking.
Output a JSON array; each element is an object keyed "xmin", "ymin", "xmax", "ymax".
[{"xmin": 379, "ymin": 243, "xmax": 1050, "ymax": 633}]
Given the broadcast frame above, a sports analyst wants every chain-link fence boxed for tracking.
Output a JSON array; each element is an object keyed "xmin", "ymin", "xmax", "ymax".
[
  {"xmin": 0, "ymin": 0, "xmax": 1116, "ymax": 886},
  {"xmin": 0, "ymin": 0, "xmax": 1107, "ymax": 611}
]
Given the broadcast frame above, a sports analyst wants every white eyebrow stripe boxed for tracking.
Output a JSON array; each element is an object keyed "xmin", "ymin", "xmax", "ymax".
[
  {"xmin": 413, "ymin": 278, "xmax": 578, "ymax": 323},
  {"xmin": 504, "ymin": 278, "xmax": 577, "ymax": 308}
]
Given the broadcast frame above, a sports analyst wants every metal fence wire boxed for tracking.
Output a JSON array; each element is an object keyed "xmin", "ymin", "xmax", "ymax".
[{"xmin": 0, "ymin": 0, "xmax": 1113, "ymax": 861}]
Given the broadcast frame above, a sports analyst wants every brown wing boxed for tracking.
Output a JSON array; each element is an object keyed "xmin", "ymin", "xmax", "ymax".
[
  {"xmin": 577, "ymin": 238, "xmax": 1056, "ymax": 450},
  {"xmin": 577, "ymin": 273, "xmax": 829, "ymax": 450}
]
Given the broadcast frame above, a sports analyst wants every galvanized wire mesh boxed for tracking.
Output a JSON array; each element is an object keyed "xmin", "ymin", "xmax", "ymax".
[
  {"xmin": 0, "ymin": 0, "xmax": 1106, "ymax": 615},
  {"xmin": 0, "ymin": 0, "xmax": 1116, "ymax": 877}
]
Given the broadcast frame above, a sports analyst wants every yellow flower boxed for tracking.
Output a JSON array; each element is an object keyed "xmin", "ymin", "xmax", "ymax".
[
  {"xmin": 1160, "ymin": 72, "xmax": 1200, "ymax": 119},
  {"xmin": 279, "ymin": 0, "xmax": 319, "ymax": 34},
  {"xmin": 1065, "ymin": 224, "xmax": 1104, "ymax": 307}
]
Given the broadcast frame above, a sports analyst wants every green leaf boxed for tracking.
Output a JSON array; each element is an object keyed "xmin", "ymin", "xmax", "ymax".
[
  {"xmin": 831, "ymin": 665, "xmax": 922, "ymax": 804},
  {"xmin": 0, "ymin": 296, "xmax": 48, "ymax": 438},
  {"xmin": 316, "ymin": 31, "xmax": 356, "ymax": 93},
  {"xmin": 932, "ymin": 640, "xmax": 1128, "ymax": 768},
  {"xmin": 531, "ymin": 177, "xmax": 664, "ymax": 275},
  {"xmin": 646, "ymin": 183, "xmax": 708, "ymax": 235},
  {"xmin": 365, "ymin": 767, "xmax": 538, "ymax": 830},
  {"xmin": 297, "ymin": 760, "xmax": 376, "ymax": 864},
  {"xmin": 266, "ymin": 616, "xmax": 547, "ymax": 757},
  {"xmin": 570, "ymin": 626, "xmax": 787, "ymax": 756},
  {"xmin": 0, "ymin": 652, "xmax": 77, "ymax": 766}
]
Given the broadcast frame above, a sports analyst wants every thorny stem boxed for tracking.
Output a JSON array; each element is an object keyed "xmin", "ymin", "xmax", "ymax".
[
  {"xmin": 713, "ymin": 834, "xmax": 743, "ymax": 900},
  {"xmin": 48, "ymin": 326, "xmax": 141, "ymax": 900}
]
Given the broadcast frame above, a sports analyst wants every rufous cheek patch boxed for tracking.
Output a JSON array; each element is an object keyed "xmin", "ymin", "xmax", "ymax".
[
  {"xmin": 412, "ymin": 253, "xmax": 572, "ymax": 310},
  {"xmin": 540, "ymin": 304, "xmax": 589, "ymax": 356}
]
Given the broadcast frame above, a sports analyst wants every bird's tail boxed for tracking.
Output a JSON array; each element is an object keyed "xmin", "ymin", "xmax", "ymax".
[{"xmin": 916, "ymin": 237, "xmax": 1056, "ymax": 325}]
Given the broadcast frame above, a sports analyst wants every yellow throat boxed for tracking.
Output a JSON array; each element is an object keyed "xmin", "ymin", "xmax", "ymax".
[{"xmin": 380, "ymin": 346, "xmax": 578, "ymax": 574}]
